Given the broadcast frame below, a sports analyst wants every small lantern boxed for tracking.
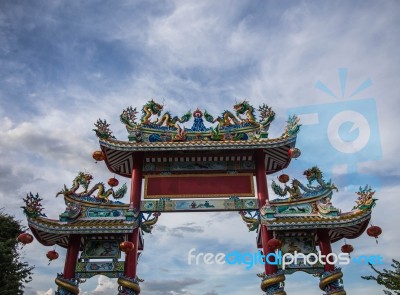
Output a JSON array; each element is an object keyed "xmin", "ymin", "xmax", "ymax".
[
  {"xmin": 92, "ymin": 151, "xmax": 105, "ymax": 162},
  {"xmin": 278, "ymin": 174, "xmax": 290, "ymax": 183},
  {"xmin": 288, "ymin": 148, "xmax": 301, "ymax": 159},
  {"xmin": 119, "ymin": 241, "xmax": 134, "ymax": 253},
  {"xmin": 267, "ymin": 238, "xmax": 282, "ymax": 251},
  {"xmin": 17, "ymin": 233, "xmax": 34, "ymax": 244},
  {"xmin": 108, "ymin": 177, "xmax": 119, "ymax": 187},
  {"xmin": 341, "ymin": 244, "xmax": 354, "ymax": 258},
  {"xmin": 367, "ymin": 225, "xmax": 382, "ymax": 244},
  {"xmin": 46, "ymin": 250, "xmax": 59, "ymax": 265}
]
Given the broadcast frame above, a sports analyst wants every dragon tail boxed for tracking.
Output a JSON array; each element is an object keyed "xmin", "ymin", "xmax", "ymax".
[
  {"xmin": 114, "ymin": 183, "xmax": 127, "ymax": 199},
  {"xmin": 179, "ymin": 110, "xmax": 192, "ymax": 123},
  {"xmin": 271, "ymin": 180, "xmax": 287, "ymax": 196},
  {"xmin": 204, "ymin": 110, "xmax": 215, "ymax": 123}
]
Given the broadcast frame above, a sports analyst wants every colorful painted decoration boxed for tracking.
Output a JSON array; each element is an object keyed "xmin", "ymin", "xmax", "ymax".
[
  {"xmin": 17, "ymin": 232, "xmax": 34, "ymax": 244},
  {"xmin": 288, "ymin": 147, "xmax": 301, "ymax": 159},
  {"xmin": 267, "ymin": 238, "xmax": 282, "ymax": 251},
  {"xmin": 92, "ymin": 151, "xmax": 105, "ymax": 162},
  {"xmin": 367, "ymin": 225, "xmax": 382, "ymax": 243},
  {"xmin": 278, "ymin": 174, "xmax": 289, "ymax": 183},
  {"xmin": 108, "ymin": 177, "xmax": 119, "ymax": 187},
  {"xmin": 119, "ymin": 241, "xmax": 134, "ymax": 253},
  {"xmin": 46, "ymin": 250, "xmax": 59, "ymax": 263}
]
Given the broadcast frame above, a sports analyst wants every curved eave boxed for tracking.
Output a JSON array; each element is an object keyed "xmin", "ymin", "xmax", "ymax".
[
  {"xmin": 99, "ymin": 135, "xmax": 297, "ymax": 178},
  {"xmin": 262, "ymin": 210, "xmax": 371, "ymax": 242},
  {"xmin": 28, "ymin": 217, "xmax": 139, "ymax": 248}
]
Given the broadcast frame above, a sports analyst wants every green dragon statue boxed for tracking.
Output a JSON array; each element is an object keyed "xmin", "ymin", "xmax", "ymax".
[
  {"xmin": 303, "ymin": 166, "xmax": 337, "ymax": 191},
  {"xmin": 234, "ymin": 100, "xmax": 257, "ymax": 124},
  {"xmin": 239, "ymin": 210, "xmax": 259, "ymax": 231},
  {"xmin": 140, "ymin": 212, "xmax": 160, "ymax": 234},
  {"xmin": 56, "ymin": 172, "xmax": 127, "ymax": 202},
  {"xmin": 283, "ymin": 114, "xmax": 301, "ymax": 137},
  {"xmin": 272, "ymin": 167, "xmax": 337, "ymax": 201},
  {"xmin": 141, "ymin": 99, "xmax": 191, "ymax": 127},
  {"xmin": 271, "ymin": 179, "xmax": 303, "ymax": 201},
  {"xmin": 156, "ymin": 110, "xmax": 192, "ymax": 128},
  {"xmin": 141, "ymin": 99, "xmax": 164, "ymax": 125},
  {"xmin": 204, "ymin": 100, "xmax": 256, "ymax": 128}
]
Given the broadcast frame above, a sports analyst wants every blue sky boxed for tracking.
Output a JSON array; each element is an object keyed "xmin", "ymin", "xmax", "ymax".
[{"xmin": 1, "ymin": 0, "xmax": 399, "ymax": 294}]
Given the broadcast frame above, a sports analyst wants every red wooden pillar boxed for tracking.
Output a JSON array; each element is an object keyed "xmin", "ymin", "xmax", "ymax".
[
  {"xmin": 63, "ymin": 234, "xmax": 81, "ymax": 279},
  {"xmin": 255, "ymin": 150, "xmax": 277, "ymax": 275},
  {"xmin": 317, "ymin": 229, "xmax": 335, "ymax": 272},
  {"xmin": 124, "ymin": 153, "xmax": 143, "ymax": 278}
]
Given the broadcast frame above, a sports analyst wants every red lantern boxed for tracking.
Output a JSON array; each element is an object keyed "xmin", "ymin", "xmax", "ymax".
[
  {"xmin": 92, "ymin": 151, "xmax": 105, "ymax": 162},
  {"xmin": 267, "ymin": 238, "xmax": 282, "ymax": 251},
  {"xmin": 288, "ymin": 148, "xmax": 301, "ymax": 159},
  {"xmin": 341, "ymin": 244, "xmax": 354, "ymax": 257},
  {"xmin": 108, "ymin": 177, "xmax": 119, "ymax": 187},
  {"xmin": 119, "ymin": 241, "xmax": 134, "ymax": 253},
  {"xmin": 17, "ymin": 233, "xmax": 34, "ymax": 244},
  {"xmin": 367, "ymin": 225, "xmax": 382, "ymax": 244},
  {"xmin": 278, "ymin": 174, "xmax": 290, "ymax": 183},
  {"xmin": 46, "ymin": 250, "xmax": 59, "ymax": 264}
]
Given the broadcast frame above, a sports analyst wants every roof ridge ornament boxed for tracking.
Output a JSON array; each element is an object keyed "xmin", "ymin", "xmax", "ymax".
[{"xmin": 94, "ymin": 99, "xmax": 300, "ymax": 143}]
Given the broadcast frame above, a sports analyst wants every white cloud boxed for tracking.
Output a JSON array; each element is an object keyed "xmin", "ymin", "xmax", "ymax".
[{"xmin": 0, "ymin": 1, "xmax": 398, "ymax": 294}]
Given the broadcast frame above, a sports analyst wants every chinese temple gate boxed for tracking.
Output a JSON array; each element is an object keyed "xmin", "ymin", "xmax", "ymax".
[{"xmin": 21, "ymin": 100, "xmax": 378, "ymax": 295}]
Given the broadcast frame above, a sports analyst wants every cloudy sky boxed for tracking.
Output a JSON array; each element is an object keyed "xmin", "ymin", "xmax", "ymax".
[{"xmin": 1, "ymin": 0, "xmax": 399, "ymax": 294}]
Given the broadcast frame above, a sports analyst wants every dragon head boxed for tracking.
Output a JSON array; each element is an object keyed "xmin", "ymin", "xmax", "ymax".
[
  {"xmin": 234, "ymin": 100, "xmax": 251, "ymax": 115},
  {"xmin": 77, "ymin": 172, "xmax": 93, "ymax": 191},
  {"xmin": 303, "ymin": 166, "xmax": 322, "ymax": 185},
  {"xmin": 146, "ymin": 99, "xmax": 163, "ymax": 116}
]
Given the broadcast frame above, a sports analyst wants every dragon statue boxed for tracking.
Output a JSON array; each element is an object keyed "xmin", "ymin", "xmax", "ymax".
[
  {"xmin": 272, "ymin": 167, "xmax": 337, "ymax": 201},
  {"xmin": 22, "ymin": 192, "xmax": 47, "ymax": 218},
  {"xmin": 303, "ymin": 166, "xmax": 337, "ymax": 191},
  {"xmin": 234, "ymin": 100, "xmax": 257, "ymax": 124},
  {"xmin": 157, "ymin": 111, "xmax": 192, "ymax": 128},
  {"xmin": 239, "ymin": 210, "xmax": 259, "ymax": 231},
  {"xmin": 282, "ymin": 114, "xmax": 301, "ymax": 137},
  {"xmin": 204, "ymin": 100, "xmax": 256, "ymax": 128},
  {"xmin": 141, "ymin": 99, "xmax": 163, "ymax": 125},
  {"xmin": 140, "ymin": 99, "xmax": 191, "ymax": 128},
  {"xmin": 140, "ymin": 212, "xmax": 161, "ymax": 234},
  {"xmin": 352, "ymin": 185, "xmax": 377, "ymax": 211},
  {"xmin": 56, "ymin": 172, "xmax": 127, "ymax": 202}
]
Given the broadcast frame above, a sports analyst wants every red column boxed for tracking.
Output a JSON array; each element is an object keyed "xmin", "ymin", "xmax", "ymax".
[
  {"xmin": 255, "ymin": 150, "xmax": 277, "ymax": 275},
  {"xmin": 63, "ymin": 234, "xmax": 81, "ymax": 279},
  {"xmin": 317, "ymin": 229, "xmax": 335, "ymax": 272},
  {"xmin": 125, "ymin": 153, "xmax": 143, "ymax": 278}
]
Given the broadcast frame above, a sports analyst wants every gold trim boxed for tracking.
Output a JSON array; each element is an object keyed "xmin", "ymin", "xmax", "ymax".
[
  {"xmin": 117, "ymin": 277, "xmax": 141, "ymax": 293},
  {"xmin": 55, "ymin": 277, "xmax": 79, "ymax": 294},
  {"xmin": 319, "ymin": 271, "xmax": 343, "ymax": 290},
  {"xmin": 260, "ymin": 274, "xmax": 285, "ymax": 292},
  {"xmin": 144, "ymin": 173, "xmax": 255, "ymax": 199}
]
